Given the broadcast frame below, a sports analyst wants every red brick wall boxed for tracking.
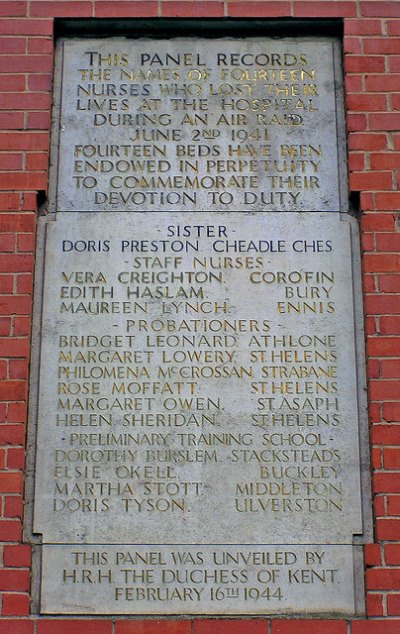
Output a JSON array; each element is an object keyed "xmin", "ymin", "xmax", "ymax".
[{"xmin": 1, "ymin": 0, "xmax": 400, "ymax": 632}]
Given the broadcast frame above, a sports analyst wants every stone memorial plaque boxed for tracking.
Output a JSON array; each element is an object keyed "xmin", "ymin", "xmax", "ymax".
[
  {"xmin": 41, "ymin": 544, "xmax": 356, "ymax": 615},
  {"xmin": 32, "ymin": 211, "xmax": 367, "ymax": 614},
  {"xmin": 51, "ymin": 36, "xmax": 347, "ymax": 213},
  {"xmin": 29, "ymin": 31, "xmax": 370, "ymax": 617}
]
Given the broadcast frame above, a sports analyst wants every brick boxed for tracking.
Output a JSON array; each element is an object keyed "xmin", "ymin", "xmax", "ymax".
[
  {"xmin": 0, "ymin": 172, "xmax": 47, "ymax": 190},
  {"xmin": 0, "ymin": 337, "xmax": 30, "ymax": 357},
  {"xmin": 364, "ymin": 38, "xmax": 400, "ymax": 54},
  {"xmin": 344, "ymin": 37, "xmax": 362, "ymax": 54},
  {"xmin": 384, "ymin": 448, "xmax": 400, "ymax": 469},
  {"xmin": 371, "ymin": 153, "xmax": 400, "ymax": 170},
  {"xmin": 0, "ymin": 112, "xmax": 24, "ymax": 129},
  {"xmin": 26, "ymin": 152, "xmax": 49, "ymax": 171},
  {"xmin": 0, "ymin": 316, "xmax": 11, "ymax": 335},
  {"xmin": 376, "ymin": 518, "xmax": 400, "ymax": 540},
  {"xmin": 95, "ymin": 1, "xmax": 159, "ymax": 17},
  {"xmin": 3, "ymin": 544, "xmax": 31, "ymax": 567},
  {"xmin": 352, "ymin": 621, "xmax": 400, "ymax": 633},
  {"xmin": 387, "ymin": 496, "xmax": 400, "ymax": 516},
  {"xmin": 365, "ymin": 543, "xmax": 382, "ymax": 566},
  {"xmin": 0, "ymin": 75, "xmax": 26, "ymax": 91},
  {"xmin": 9, "ymin": 359, "xmax": 29, "ymax": 379},
  {"xmin": 27, "ymin": 111, "xmax": 51, "ymax": 129},
  {"xmin": 364, "ymin": 295, "xmax": 400, "ymax": 315},
  {"xmin": 349, "ymin": 153, "xmax": 366, "ymax": 171},
  {"xmin": 0, "ymin": 273, "xmax": 15, "ymax": 293},
  {"xmin": 350, "ymin": 171, "xmax": 393, "ymax": 190},
  {"xmin": 392, "ymin": 93, "xmax": 400, "ymax": 110},
  {"xmin": 389, "ymin": 56, "xmax": 400, "ymax": 72},
  {"xmin": 0, "ymin": 55, "xmax": 52, "ymax": 73},
  {"xmin": 370, "ymin": 113, "xmax": 400, "ymax": 130},
  {"xmin": 379, "ymin": 275, "xmax": 400, "ymax": 293},
  {"xmin": 4, "ymin": 495, "xmax": 23, "ymax": 518},
  {"xmin": 381, "ymin": 360, "xmax": 400, "ymax": 378},
  {"xmin": 373, "ymin": 492, "xmax": 385, "ymax": 514},
  {"xmin": 370, "ymin": 380, "xmax": 400, "ymax": 400},
  {"xmin": 0, "ymin": 38, "xmax": 26, "ymax": 53},
  {"xmin": 0, "ymin": 92, "xmax": 51, "ymax": 110},
  {"xmin": 0, "ymin": 379, "xmax": 27, "ymax": 400},
  {"xmin": 363, "ymin": 273, "xmax": 376, "ymax": 293},
  {"xmin": 0, "ymin": 621, "xmax": 33, "ymax": 634},
  {"xmin": 366, "ymin": 330, "xmax": 400, "ymax": 350},
  {"xmin": 0, "ymin": 153, "xmax": 23, "ymax": 170},
  {"xmin": 0, "ymin": 1, "xmax": 26, "ymax": 16},
  {"xmin": 28, "ymin": 37, "xmax": 53, "ymax": 54},
  {"xmin": 196, "ymin": 621, "xmax": 267, "ymax": 634},
  {"xmin": 28, "ymin": 74, "xmax": 52, "ymax": 91},
  {"xmin": 6, "ymin": 447, "xmax": 26, "ymax": 469},
  {"xmin": 0, "ymin": 519, "xmax": 21, "ymax": 542},
  {"xmin": 349, "ymin": 132, "xmax": 388, "ymax": 150},
  {"xmin": 376, "ymin": 192, "xmax": 400, "ymax": 209},
  {"xmin": 383, "ymin": 403, "xmax": 400, "ymax": 421},
  {"xmin": 0, "ymin": 569, "xmax": 30, "ymax": 591},
  {"xmin": 361, "ymin": 213, "xmax": 396, "ymax": 231},
  {"xmin": 21, "ymin": 193, "xmax": 38, "ymax": 211},
  {"xmin": 1, "ymin": 592, "xmax": 30, "ymax": 616},
  {"xmin": 272, "ymin": 621, "xmax": 346, "ymax": 634},
  {"xmin": 367, "ymin": 568, "xmax": 400, "ymax": 590},
  {"xmin": 0, "ymin": 472, "xmax": 23, "ymax": 493},
  {"xmin": 1, "ymin": 274, "xmax": 17, "ymax": 293},
  {"xmin": 347, "ymin": 93, "xmax": 387, "ymax": 111},
  {"xmin": 6, "ymin": 403, "xmax": 27, "ymax": 424},
  {"xmin": 38, "ymin": 621, "xmax": 113, "ymax": 634},
  {"xmin": 345, "ymin": 74, "xmax": 363, "ymax": 92},
  {"xmin": 228, "ymin": 2, "xmax": 291, "ymax": 18},
  {"xmin": 0, "ymin": 214, "xmax": 35, "ymax": 232},
  {"xmin": 0, "ymin": 132, "xmax": 49, "ymax": 150},
  {"xmin": 0, "ymin": 401, "xmax": 7, "ymax": 420},
  {"xmin": 388, "ymin": 20, "xmax": 400, "ymax": 36},
  {"xmin": 345, "ymin": 18, "xmax": 383, "ymax": 35},
  {"xmin": 381, "ymin": 316, "xmax": 400, "ymax": 334},
  {"xmin": 116, "ymin": 622, "xmax": 191, "ymax": 634},
  {"xmin": 17, "ymin": 233, "xmax": 35, "ymax": 252},
  {"xmin": 0, "ymin": 19, "xmax": 52, "ymax": 36},
  {"xmin": 366, "ymin": 593, "xmax": 384, "ymax": 616},
  {"xmin": 374, "ymin": 473, "xmax": 400, "ymax": 493},
  {"xmin": 362, "ymin": 2, "xmax": 400, "ymax": 18},
  {"xmin": 364, "ymin": 253, "xmax": 400, "ymax": 272},
  {"xmin": 0, "ymin": 358, "xmax": 7, "ymax": 378},
  {"xmin": 372, "ymin": 447, "xmax": 382, "ymax": 470},
  {"xmin": 0, "ymin": 424, "xmax": 25, "ymax": 444},
  {"xmin": 0, "ymin": 234, "xmax": 15, "ymax": 251},
  {"xmin": 13, "ymin": 317, "xmax": 31, "ymax": 336},
  {"xmin": 0, "ymin": 254, "xmax": 33, "ymax": 272},
  {"xmin": 346, "ymin": 113, "xmax": 367, "ymax": 131},
  {"xmin": 368, "ymin": 358, "xmax": 380, "ymax": 379},
  {"xmin": 31, "ymin": 1, "xmax": 93, "ymax": 17},
  {"xmin": 385, "ymin": 544, "xmax": 400, "ymax": 564},
  {"xmin": 16, "ymin": 273, "xmax": 33, "ymax": 294},
  {"xmin": 163, "ymin": 1, "xmax": 224, "ymax": 16},
  {"xmin": 366, "ymin": 74, "xmax": 400, "ymax": 92},
  {"xmin": 293, "ymin": 2, "xmax": 356, "ymax": 17},
  {"xmin": 388, "ymin": 594, "xmax": 400, "ymax": 616},
  {"xmin": 345, "ymin": 55, "xmax": 385, "ymax": 73}
]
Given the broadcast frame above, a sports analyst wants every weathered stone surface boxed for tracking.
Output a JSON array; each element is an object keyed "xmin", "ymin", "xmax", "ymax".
[
  {"xmin": 30, "ymin": 33, "xmax": 368, "ymax": 617},
  {"xmin": 52, "ymin": 37, "xmax": 347, "ymax": 213},
  {"xmin": 40, "ymin": 544, "xmax": 356, "ymax": 615},
  {"xmin": 34, "ymin": 212, "xmax": 362, "ymax": 548}
]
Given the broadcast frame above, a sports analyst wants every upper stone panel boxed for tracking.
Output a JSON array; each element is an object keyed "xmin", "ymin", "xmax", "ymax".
[{"xmin": 52, "ymin": 37, "xmax": 347, "ymax": 213}]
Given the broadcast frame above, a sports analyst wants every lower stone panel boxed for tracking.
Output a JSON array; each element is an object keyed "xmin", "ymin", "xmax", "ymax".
[{"xmin": 40, "ymin": 544, "xmax": 359, "ymax": 615}]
